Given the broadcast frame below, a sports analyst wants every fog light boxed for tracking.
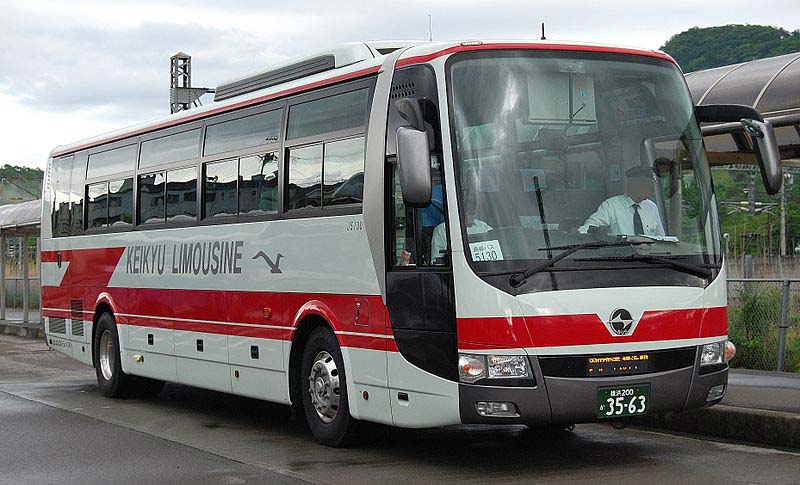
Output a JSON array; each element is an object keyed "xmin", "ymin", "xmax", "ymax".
[
  {"xmin": 706, "ymin": 384, "xmax": 725, "ymax": 402},
  {"xmin": 475, "ymin": 401, "xmax": 519, "ymax": 417}
]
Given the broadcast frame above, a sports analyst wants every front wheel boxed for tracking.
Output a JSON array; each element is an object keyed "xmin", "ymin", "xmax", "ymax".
[{"xmin": 301, "ymin": 327, "xmax": 358, "ymax": 447}]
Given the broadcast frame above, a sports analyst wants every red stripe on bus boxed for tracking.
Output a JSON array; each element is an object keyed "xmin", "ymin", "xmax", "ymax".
[
  {"xmin": 457, "ymin": 306, "xmax": 728, "ymax": 349},
  {"xmin": 395, "ymin": 42, "xmax": 675, "ymax": 68},
  {"xmin": 50, "ymin": 65, "xmax": 381, "ymax": 158}
]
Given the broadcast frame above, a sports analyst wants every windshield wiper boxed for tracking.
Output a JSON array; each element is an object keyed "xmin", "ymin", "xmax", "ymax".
[
  {"xmin": 576, "ymin": 254, "xmax": 713, "ymax": 279},
  {"xmin": 509, "ymin": 240, "xmax": 649, "ymax": 287}
]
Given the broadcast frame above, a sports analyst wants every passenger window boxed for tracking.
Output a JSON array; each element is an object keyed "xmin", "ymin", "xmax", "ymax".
[
  {"xmin": 323, "ymin": 137, "xmax": 364, "ymax": 207},
  {"xmin": 287, "ymin": 144, "xmax": 323, "ymax": 209},
  {"xmin": 138, "ymin": 172, "xmax": 166, "ymax": 224},
  {"xmin": 287, "ymin": 89, "xmax": 368, "ymax": 140},
  {"xmin": 166, "ymin": 166, "xmax": 197, "ymax": 222},
  {"xmin": 204, "ymin": 110, "xmax": 282, "ymax": 156},
  {"xmin": 87, "ymin": 144, "xmax": 137, "ymax": 179},
  {"xmin": 69, "ymin": 155, "xmax": 87, "ymax": 234},
  {"xmin": 240, "ymin": 153, "xmax": 278, "ymax": 215},
  {"xmin": 139, "ymin": 129, "xmax": 200, "ymax": 169},
  {"xmin": 87, "ymin": 182, "xmax": 108, "ymax": 228},
  {"xmin": 51, "ymin": 155, "xmax": 73, "ymax": 237},
  {"xmin": 108, "ymin": 178, "xmax": 133, "ymax": 227},
  {"xmin": 204, "ymin": 159, "xmax": 238, "ymax": 218}
]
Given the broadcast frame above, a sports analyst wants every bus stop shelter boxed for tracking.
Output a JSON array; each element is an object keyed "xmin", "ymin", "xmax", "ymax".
[{"xmin": 0, "ymin": 199, "xmax": 41, "ymax": 325}]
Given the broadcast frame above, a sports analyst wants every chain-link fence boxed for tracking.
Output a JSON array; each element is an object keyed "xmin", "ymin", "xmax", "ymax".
[{"xmin": 727, "ymin": 278, "xmax": 800, "ymax": 373}]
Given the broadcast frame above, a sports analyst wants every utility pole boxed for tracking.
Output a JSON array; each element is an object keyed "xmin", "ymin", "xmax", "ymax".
[
  {"xmin": 780, "ymin": 169, "xmax": 787, "ymax": 257},
  {"xmin": 170, "ymin": 52, "xmax": 215, "ymax": 114}
]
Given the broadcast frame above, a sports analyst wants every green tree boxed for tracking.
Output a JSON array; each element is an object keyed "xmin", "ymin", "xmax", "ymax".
[{"xmin": 661, "ymin": 24, "xmax": 800, "ymax": 72}]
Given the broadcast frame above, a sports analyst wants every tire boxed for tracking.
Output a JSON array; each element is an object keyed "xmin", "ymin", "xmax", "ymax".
[
  {"xmin": 93, "ymin": 312, "xmax": 137, "ymax": 398},
  {"xmin": 301, "ymin": 326, "xmax": 358, "ymax": 447}
]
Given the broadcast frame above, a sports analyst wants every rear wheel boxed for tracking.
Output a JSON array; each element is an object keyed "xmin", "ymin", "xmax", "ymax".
[
  {"xmin": 94, "ymin": 312, "xmax": 136, "ymax": 398},
  {"xmin": 301, "ymin": 327, "xmax": 358, "ymax": 447},
  {"xmin": 93, "ymin": 312, "xmax": 165, "ymax": 398}
]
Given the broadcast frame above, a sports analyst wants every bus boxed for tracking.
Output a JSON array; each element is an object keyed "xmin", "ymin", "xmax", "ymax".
[{"xmin": 41, "ymin": 40, "xmax": 782, "ymax": 447}]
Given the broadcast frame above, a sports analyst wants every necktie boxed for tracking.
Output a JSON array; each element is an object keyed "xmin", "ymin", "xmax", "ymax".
[{"xmin": 633, "ymin": 204, "xmax": 644, "ymax": 235}]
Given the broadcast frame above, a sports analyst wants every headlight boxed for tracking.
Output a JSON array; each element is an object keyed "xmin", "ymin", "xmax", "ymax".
[
  {"xmin": 459, "ymin": 353, "xmax": 530, "ymax": 383},
  {"xmin": 700, "ymin": 341, "xmax": 724, "ymax": 366},
  {"xmin": 487, "ymin": 355, "xmax": 531, "ymax": 379}
]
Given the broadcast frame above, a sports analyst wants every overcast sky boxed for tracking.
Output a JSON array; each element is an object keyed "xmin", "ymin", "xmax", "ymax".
[{"xmin": 1, "ymin": 0, "xmax": 799, "ymax": 168}]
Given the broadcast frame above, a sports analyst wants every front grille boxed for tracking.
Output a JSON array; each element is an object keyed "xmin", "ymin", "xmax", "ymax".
[
  {"xmin": 539, "ymin": 347, "xmax": 696, "ymax": 378},
  {"xmin": 49, "ymin": 317, "xmax": 67, "ymax": 334}
]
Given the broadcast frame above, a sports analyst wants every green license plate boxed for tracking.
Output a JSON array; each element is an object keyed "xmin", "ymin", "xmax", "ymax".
[{"xmin": 596, "ymin": 384, "xmax": 650, "ymax": 418}]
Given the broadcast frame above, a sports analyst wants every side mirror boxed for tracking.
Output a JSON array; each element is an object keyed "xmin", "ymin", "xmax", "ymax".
[
  {"xmin": 741, "ymin": 118, "xmax": 782, "ymax": 195},
  {"xmin": 695, "ymin": 104, "xmax": 782, "ymax": 195},
  {"xmin": 396, "ymin": 126, "xmax": 432, "ymax": 207}
]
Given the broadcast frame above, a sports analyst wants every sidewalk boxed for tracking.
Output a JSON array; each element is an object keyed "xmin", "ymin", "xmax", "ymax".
[
  {"xmin": 639, "ymin": 369, "xmax": 800, "ymax": 449},
  {"xmin": 0, "ymin": 309, "xmax": 43, "ymax": 339}
]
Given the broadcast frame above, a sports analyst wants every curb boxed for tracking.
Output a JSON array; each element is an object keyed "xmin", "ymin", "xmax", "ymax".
[
  {"xmin": 636, "ymin": 405, "xmax": 800, "ymax": 449},
  {"xmin": 1, "ymin": 323, "xmax": 44, "ymax": 339}
]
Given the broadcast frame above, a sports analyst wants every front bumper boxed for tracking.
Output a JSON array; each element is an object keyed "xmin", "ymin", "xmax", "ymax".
[{"xmin": 459, "ymin": 347, "xmax": 728, "ymax": 425}]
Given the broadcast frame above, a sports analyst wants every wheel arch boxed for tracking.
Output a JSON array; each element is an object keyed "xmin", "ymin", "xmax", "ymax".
[
  {"xmin": 91, "ymin": 292, "xmax": 122, "ymax": 369},
  {"xmin": 288, "ymin": 312, "xmax": 335, "ymax": 408}
]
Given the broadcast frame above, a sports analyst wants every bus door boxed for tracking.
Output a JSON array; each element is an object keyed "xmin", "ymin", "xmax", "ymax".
[{"xmin": 384, "ymin": 65, "xmax": 460, "ymax": 427}]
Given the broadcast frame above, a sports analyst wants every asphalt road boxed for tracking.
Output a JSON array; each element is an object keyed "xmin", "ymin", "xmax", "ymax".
[{"xmin": 1, "ymin": 334, "xmax": 799, "ymax": 484}]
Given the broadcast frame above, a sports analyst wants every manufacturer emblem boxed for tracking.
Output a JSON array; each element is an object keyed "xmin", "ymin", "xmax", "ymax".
[{"xmin": 607, "ymin": 308, "xmax": 635, "ymax": 336}]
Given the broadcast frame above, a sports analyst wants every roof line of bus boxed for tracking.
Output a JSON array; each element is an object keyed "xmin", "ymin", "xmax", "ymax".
[{"xmin": 49, "ymin": 40, "xmax": 675, "ymax": 159}]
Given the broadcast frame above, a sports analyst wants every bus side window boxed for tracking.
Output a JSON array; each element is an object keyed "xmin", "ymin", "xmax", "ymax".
[
  {"xmin": 390, "ymin": 158, "xmax": 448, "ymax": 268},
  {"xmin": 51, "ymin": 155, "xmax": 73, "ymax": 237},
  {"xmin": 387, "ymin": 65, "xmax": 446, "ymax": 268}
]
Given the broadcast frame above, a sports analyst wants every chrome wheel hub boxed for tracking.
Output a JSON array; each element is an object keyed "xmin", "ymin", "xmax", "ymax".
[
  {"xmin": 98, "ymin": 329, "xmax": 115, "ymax": 381},
  {"xmin": 308, "ymin": 350, "xmax": 340, "ymax": 423}
]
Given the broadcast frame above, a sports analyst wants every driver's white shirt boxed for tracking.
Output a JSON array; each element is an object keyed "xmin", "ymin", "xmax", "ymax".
[
  {"xmin": 579, "ymin": 195, "xmax": 665, "ymax": 237},
  {"xmin": 431, "ymin": 219, "xmax": 492, "ymax": 263}
]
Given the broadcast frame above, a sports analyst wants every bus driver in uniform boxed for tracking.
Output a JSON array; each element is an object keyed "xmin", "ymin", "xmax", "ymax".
[{"xmin": 579, "ymin": 166, "xmax": 665, "ymax": 237}]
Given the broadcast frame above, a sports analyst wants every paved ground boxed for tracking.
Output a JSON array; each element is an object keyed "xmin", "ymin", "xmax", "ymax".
[
  {"xmin": 726, "ymin": 369, "xmax": 800, "ymax": 414},
  {"xmin": 2, "ymin": 334, "xmax": 800, "ymax": 484}
]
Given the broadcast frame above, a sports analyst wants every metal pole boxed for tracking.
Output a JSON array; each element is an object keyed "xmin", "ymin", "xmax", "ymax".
[
  {"xmin": 22, "ymin": 236, "xmax": 29, "ymax": 324},
  {"xmin": 0, "ymin": 235, "xmax": 5, "ymax": 321},
  {"xmin": 777, "ymin": 280, "xmax": 790, "ymax": 372}
]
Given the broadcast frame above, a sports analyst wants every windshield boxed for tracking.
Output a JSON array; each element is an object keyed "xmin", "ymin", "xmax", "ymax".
[{"xmin": 446, "ymin": 51, "xmax": 721, "ymax": 277}]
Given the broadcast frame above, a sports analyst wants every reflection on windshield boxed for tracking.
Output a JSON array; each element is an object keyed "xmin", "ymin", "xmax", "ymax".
[{"xmin": 447, "ymin": 53, "xmax": 721, "ymax": 270}]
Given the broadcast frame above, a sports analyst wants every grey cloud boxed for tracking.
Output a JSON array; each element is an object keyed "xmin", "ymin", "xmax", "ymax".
[{"xmin": 2, "ymin": 0, "xmax": 799, "ymax": 124}]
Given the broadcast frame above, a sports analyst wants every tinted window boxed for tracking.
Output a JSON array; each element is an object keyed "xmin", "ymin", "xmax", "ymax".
[
  {"xmin": 166, "ymin": 166, "xmax": 197, "ymax": 222},
  {"xmin": 323, "ymin": 137, "xmax": 364, "ymax": 207},
  {"xmin": 87, "ymin": 182, "xmax": 108, "ymax": 228},
  {"xmin": 108, "ymin": 178, "xmax": 133, "ymax": 227},
  {"xmin": 287, "ymin": 89, "xmax": 368, "ymax": 139},
  {"xmin": 51, "ymin": 156, "xmax": 73, "ymax": 237},
  {"xmin": 139, "ymin": 172, "xmax": 166, "ymax": 224},
  {"xmin": 240, "ymin": 153, "xmax": 279, "ymax": 215},
  {"xmin": 287, "ymin": 144, "xmax": 322, "ymax": 209},
  {"xmin": 87, "ymin": 144, "xmax": 137, "ymax": 179},
  {"xmin": 139, "ymin": 129, "xmax": 200, "ymax": 169},
  {"xmin": 204, "ymin": 110, "xmax": 282, "ymax": 156},
  {"xmin": 69, "ymin": 155, "xmax": 87, "ymax": 234},
  {"xmin": 204, "ymin": 159, "xmax": 237, "ymax": 218}
]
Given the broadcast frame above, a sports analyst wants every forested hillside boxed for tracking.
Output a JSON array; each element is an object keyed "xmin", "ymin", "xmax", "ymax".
[{"xmin": 660, "ymin": 24, "xmax": 800, "ymax": 72}]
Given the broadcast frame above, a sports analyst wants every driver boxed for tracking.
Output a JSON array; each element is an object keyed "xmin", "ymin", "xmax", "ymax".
[{"xmin": 579, "ymin": 166, "xmax": 665, "ymax": 237}]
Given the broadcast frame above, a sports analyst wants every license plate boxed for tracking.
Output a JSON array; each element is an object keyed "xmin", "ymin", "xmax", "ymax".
[{"xmin": 596, "ymin": 384, "xmax": 649, "ymax": 418}]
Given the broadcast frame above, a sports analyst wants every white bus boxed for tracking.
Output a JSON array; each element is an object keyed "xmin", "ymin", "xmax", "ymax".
[{"xmin": 42, "ymin": 40, "xmax": 782, "ymax": 446}]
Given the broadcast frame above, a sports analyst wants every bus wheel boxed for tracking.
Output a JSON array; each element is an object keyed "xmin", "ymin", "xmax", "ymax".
[
  {"xmin": 94, "ymin": 312, "xmax": 136, "ymax": 398},
  {"xmin": 300, "ymin": 326, "xmax": 357, "ymax": 447}
]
